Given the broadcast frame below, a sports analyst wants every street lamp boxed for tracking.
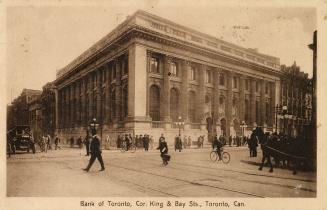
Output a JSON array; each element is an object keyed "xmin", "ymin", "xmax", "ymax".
[
  {"xmin": 240, "ymin": 121, "xmax": 247, "ymax": 137},
  {"xmin": 175, "ymin": 116, "xmax": 185, "ymax": 137},
  {"xmin": 282, "ymin": 105, "xmax": 288, "ymax": 134}
]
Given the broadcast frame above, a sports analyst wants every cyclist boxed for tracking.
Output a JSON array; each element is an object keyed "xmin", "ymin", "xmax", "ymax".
[
  {"xmin": 212, "ymin": 135, "xmax": 222, "ymax": 160},
  {"xmin": 124, "ymin": 134, "xmax": 130, "ymax": 151}
]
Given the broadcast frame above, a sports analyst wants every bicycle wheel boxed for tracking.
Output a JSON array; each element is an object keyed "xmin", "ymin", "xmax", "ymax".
[
  {"xmin": 210, "ymin": 151, "xmax": 218, "ymax": 162},
  {"xmin": 120, "ymin": 142, "xmax": 126, "ymax": 153},
  {"xmin": 130, "ymin": 144, "xmax": 137, "ymax": 153},
  {"xmin": 222, "ymin": 152, "xmax": 230, "ymax": 164}
]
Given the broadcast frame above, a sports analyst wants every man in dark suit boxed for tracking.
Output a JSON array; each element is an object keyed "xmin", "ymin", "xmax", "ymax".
[{"xmin": 83, "ymin": 129, "xmax": 105, "ymax": 172}]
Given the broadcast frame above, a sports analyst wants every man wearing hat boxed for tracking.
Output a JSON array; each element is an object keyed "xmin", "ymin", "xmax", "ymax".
[{"xmin": 83, "ymin": 128, "xmax": 105, "ymax": 172}]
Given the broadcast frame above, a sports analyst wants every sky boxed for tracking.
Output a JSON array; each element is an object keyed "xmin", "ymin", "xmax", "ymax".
[{"xmin": 5, "ymin": 2, "xmax": 316, "ymax": 104}]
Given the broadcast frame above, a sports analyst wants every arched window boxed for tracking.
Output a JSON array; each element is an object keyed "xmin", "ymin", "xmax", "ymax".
[
  {"xmin": 188, "ymin": 91, "xmax": 196, "ymax": 122},
  {"xmin": 170, "ymin": 88, "xmax": 179, "ymax": 121},
  {"xmin": 149, "ymin": 85, "xmax": 160, "ymax": 121}
]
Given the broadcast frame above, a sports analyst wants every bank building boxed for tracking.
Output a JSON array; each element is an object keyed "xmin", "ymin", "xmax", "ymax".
[{"xmin": 54, "ymin": 10, "xmax": 281, "ymax": 145}]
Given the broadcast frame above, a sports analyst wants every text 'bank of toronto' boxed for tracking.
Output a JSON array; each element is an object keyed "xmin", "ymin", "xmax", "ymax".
[{"xmin": 44, "ymin": 10, "xmax": 310, "ymax": 145}]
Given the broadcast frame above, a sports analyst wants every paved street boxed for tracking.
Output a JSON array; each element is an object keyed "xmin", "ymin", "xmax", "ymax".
[{"xmin": 7, "ymin": 146, "xmax": 316, "ymax": 197}]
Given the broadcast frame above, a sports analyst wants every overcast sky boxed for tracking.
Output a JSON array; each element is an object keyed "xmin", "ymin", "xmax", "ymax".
[{"xmin": 6, "ymin": 2, "xmax": 316, "ymax": 104}]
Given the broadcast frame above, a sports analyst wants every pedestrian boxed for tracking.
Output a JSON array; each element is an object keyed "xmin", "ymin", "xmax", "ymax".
[
  {"xmin": 42, "ymin": 135, "xmax": 48, "ymax": 153},
  {"xmin": 187, "ymin": 136, "xmax": 192, "ymax": 147},
  {"xmin": 138, "ymin": 134, "xmax": 143, "ymax": 148},
  {"xmin": 229, "ymin": 135, "xmax": 232, "ymax": 147},
  {"xmin": 149, "ymin": 135, "xmax": 154, "ymax": 149},
  {"xmin": 183, "ymin": 135, "xmax": 187, "ymax": 149},
  {"xmin": 144, "ymin": 134, "xmax": 149, "ymax": 151},
  {"xmin": 77, "ymin": 136, "xmax": 83, "ymax": 149},
  {"xmin": 70, "ymin": 137, "xmax": 74, "ymax": 148},
  {"xmin": 84, "ymin": 131, "xmax": 91, "ymax": 156},
  {"xmin": 117, "ymin": 134, "xmax": 122, "ymax": 148},
  {"xmin": 46, "ymin": 134, "xmax": 52, "ymax": 151},
  {"xmin": 83, "ymin": 128, "xmax": 105, "ymax": 172},
  {"xmin": 54, "ymin": 135, "xmax": 61, "ymax": 150},
  {"xmin": 197, "ymin": 136, "xmax": 202, "ymax": 148},
  {"xmin": 157, "ymin": 136, "xmax": 170, "ymax": 166},
  {"xmin": 201, "ymin": 135, "xmax": 205, "ymax": 148},
  {"xmin": 175, "ymin": 135, "xmax": 182, "ymax": 152},
  {"xmin": 135, "ymin": 135, "xmax": 139, "ymax": 148}
]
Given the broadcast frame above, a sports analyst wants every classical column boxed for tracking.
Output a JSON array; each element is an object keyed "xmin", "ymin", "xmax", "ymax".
[
  {"xmin": 161, "ymin": 55, "xmax": 171, "ymax": 124},
  {"xmin": 75, "ymin": 82, "xmax": 79, "ymax": 127},
  {"xmin": 88, "ymin": 74, "xmax": 94, "ymax": 123},
  {"xmin": 239, "ymin": 75, "xmax": 245, "ymax": 123},
  {"xmin": 125, "ymin": 44, "xmax": 150, "ymax": 129},
  {"xmin": 181, "ymin": 60, "xmax": 190, "ymax": 123},
  {"xmin": 61, "ymin": 88, "xmax": 65, "ymax": 128},
  {"xmin": 197, "ymin": 64, "xmax": 206, "ymax": 125},
  {"xmin": 260, "ymin": 80, "xmax": 266, "ymax": 127},
  {"xmin": 104, "ymin": 64, "xmax": 111, "ymax": 124},
  {"xmin": 270, "ymin": 82, "xmax": 276, "ymax": 128},
  {"xmin": 96, "ymin": 70, "xmax": 102, "ymax": 123},
  {"xmin": 56, "ymin": 88, "xmax": 60, "ymax": 130},
  {"xmin": 115, "ymin": 60, "xmax": 122, "ymax": 122},
  {"xmin": 226, "ymin": 71, "xmax": 233, "ymax": 137},
  {"xmin": 212, "ymin": 69, "xmax": 220, "ymax": 135},
  {"xmin": 250, "ymin": 78, "xmax": 256, "ymax": 127},
  {"xmin": 65, "ymin": 86, "xmax": 69, "ymax": 128},
  {"xmin": 71, "ymin": 83, "xmax": 76, "ymax": 128},
  {"xmin": 80, "ymin": 78, "xmax": 85, "ymax": 127}
]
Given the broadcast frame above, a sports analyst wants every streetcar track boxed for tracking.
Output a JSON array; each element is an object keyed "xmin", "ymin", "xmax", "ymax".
[
  {"xmin": 109, "ymin": 163, "xmax": 265, "ymax": 197},
  {"xmin": 119, "ymin": 158, "xmax": 316, "ymax": 194}
]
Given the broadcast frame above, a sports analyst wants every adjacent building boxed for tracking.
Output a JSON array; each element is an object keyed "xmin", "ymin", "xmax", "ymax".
[
  {"xmin": 278, "ymin": 63, "xmax": 312, "ymax": 137},
  {"xmin": 53, "ymin": 10, "xmax": 282, "ymax": 145}
]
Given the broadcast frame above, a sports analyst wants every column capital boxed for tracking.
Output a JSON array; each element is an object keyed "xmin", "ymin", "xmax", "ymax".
[{"xmin": 182, "ymin": 60, "xmax": 191, "ymax": 66}]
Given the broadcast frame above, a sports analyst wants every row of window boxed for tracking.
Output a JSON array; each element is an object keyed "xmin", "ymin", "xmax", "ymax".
[{"xmin": 150, "ymin": 56, "xmax": 272, "ymax": 93}]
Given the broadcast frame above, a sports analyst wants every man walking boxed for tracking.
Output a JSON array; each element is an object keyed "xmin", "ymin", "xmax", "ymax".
[
  {"xmin": 83, "ymin": 129, "xmax": 105, "ymax": 172},
  {"xmin": 54, "ymin": 135, "xmax": 61, "ymax": 150}
]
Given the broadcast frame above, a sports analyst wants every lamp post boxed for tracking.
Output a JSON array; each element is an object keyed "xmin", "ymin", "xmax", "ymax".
[
  {"xmin": 282, "ymin": 105, "xmax": 288, "ymax": 134},
  {"xmin": 175, "ymin": 116, "xmax": 184, "ymax": 137},
  {"xmin": 240, "ymin": 121, "xmax": 247, "ymax": 137}
]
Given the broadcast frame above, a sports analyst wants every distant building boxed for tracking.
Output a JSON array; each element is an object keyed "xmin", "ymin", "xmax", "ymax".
[
  {"xmin": 41, "ymin": 82, "xmax": 56, "ymax": 136},
  {"xmin": 53, "ymin": 10, "xmax": 282, "ymax": 145},
  {"xmin": 8, "ymin": 89, "xmax": 42, "ymax": 129},
  {"xmin": 279, "ymin": 62, "xmax": 312, "ymax": 137},
  {"xmin": 28, "ymin": 93, "xmax": 42, "ymax": 138}
]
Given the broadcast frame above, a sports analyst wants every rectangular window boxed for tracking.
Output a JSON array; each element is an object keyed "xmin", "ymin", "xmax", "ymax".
[
  {"xmin": 206, "ymin": 70, "xmax": 212, "ymax": 84},
  {"xmin": 265, "ymin": 83, "xmax": 269, "ymax": 94},
  {"xmin": 233, "ymin": 77, "xmax": 238, "ymax": 88},
  {"xmin": 150, "ymin": 57, "xmax": 159, "ymax": 73},
  {"xmin": 219, "ymin": 73, "xmax": 225, "ymax": 86},
  {"xmin": 123, "ymin": 58, "xmax": 128, "ymax": 75},
  {"xmin": 256, "ymin": 81, "xmax": 260, "ymax": 92},
  {"xmin": 245, "ymin": 79, "xmax": 249, "ymax": 90},
  {"xmin": 112, "ymin": 65, "xmax": 116, "ymax": 80},
  {"xmin": 190, "ymin": 66, "xmax": 196, "ymax": 81},
  {"xmin": 170, "ymin": 62, "xmax": 178, "ymax": 77}
]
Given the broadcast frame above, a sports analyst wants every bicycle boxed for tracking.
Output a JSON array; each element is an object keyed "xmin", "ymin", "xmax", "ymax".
[
  {"xmin": 120, "ymin": 141, "xmax": 136, "ymax": 153},
  {"xmin": 210, "ymin": 147, "xmax": 230, "ymax": 164}
]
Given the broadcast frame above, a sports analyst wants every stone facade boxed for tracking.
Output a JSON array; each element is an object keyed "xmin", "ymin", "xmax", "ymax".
[{"xmin": 54, "ymin": 10, "xmax": 282, "ymax": 146}]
